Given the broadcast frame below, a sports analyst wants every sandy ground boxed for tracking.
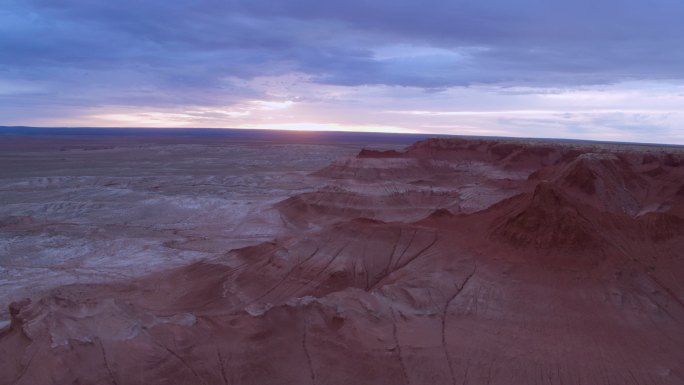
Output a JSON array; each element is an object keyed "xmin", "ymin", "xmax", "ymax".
[
  {"xmin": 0, "ymin": 134, "xmax": 405, "ymax": 324},
  {"xmin": 1, "ymin": 133, "xmax": 683, "ymax": 385}
]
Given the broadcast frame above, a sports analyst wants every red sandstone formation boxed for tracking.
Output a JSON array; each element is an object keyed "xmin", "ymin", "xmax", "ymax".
[{"xmin": 2, "ymin": 138, "xmax": 684, "ymax": 385}]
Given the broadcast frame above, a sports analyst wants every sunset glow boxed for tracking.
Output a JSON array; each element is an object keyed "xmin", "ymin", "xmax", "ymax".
[{"xmin": 2, "ymin": 1, "xmax": 683, "ymax": 143}]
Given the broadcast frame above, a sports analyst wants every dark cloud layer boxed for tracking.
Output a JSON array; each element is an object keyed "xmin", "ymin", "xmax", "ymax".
[{"xmin": 1, "ymin": 0, "xmax": 683, "ymax": 110}]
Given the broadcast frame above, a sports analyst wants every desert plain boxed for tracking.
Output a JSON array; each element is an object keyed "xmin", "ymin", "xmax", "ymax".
[{"xmin": 1, "ymin": 129, "xmax": 683, "ymax": 385}]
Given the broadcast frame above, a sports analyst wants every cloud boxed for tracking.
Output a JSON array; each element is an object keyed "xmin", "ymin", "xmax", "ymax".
[
  {"xmin": 4, "ymin": 0, "xmax": 684, "ymax": 90},
  {"xmin": 1, "ymin": 0, "xmax": 683, "ymax": 143}
]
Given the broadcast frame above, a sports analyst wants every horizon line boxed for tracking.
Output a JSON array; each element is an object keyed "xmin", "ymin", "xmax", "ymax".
[{"xmin": 2, "ymin": 125, "xmax": 683, "ymax": 148}]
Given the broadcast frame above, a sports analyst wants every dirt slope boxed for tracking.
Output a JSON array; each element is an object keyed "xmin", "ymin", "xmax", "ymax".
[{"xmin": 2, "ymin": 138, "xmax": 684, "ymax": 385}]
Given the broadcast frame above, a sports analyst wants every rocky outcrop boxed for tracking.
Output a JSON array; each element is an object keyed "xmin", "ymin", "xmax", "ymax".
[{"xmin": 2, "ymin": 137, "xmax": 684, "ymax": 385}]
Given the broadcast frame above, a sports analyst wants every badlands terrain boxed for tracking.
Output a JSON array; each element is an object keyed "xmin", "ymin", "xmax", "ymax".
[{"xmin": 1, "ymin": 130, "xmax": 684, "ymax": 384}]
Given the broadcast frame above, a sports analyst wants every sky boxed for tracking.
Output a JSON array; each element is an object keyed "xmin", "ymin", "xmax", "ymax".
[{"xmin": 1, "ymin": 0, "xmax": 684, "ymax": 143}]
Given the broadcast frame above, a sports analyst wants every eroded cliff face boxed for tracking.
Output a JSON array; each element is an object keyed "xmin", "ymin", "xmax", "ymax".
[{"xmin": 2, "ymin": 138, "xmax": 684, "ymax": 385}]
